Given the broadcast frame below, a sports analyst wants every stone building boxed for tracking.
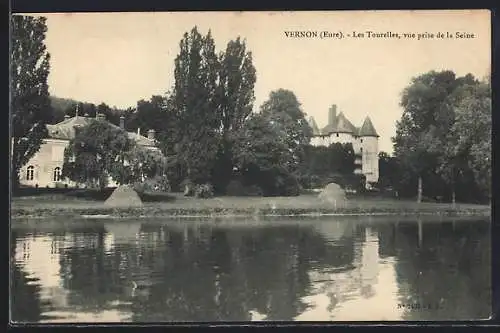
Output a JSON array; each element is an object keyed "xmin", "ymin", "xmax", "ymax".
[
  {"xmin": 18, "ymin": 110, "xmax": 160, "ymax": 188},
  {"xmin": 307, "ymin": 104, "xmax": 379, "ymax": 185}
]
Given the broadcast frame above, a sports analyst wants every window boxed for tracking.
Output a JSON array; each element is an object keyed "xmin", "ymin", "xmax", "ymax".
[
  {"xmin": 360, "ymin": 148, "xmax": 363, "ymax": 153},
  {"xmin": 26, "ymin": 166, "xmax": 34, "ymax": 181},
  {"xmin": 336, "ymin": 133, "xmax": 339, "ymax": 137},
  {"xmin": 360, "ymin": 139, "xmax": 363, "ymax": 143},
  {"xmin": 53, "ymin": 167, "xmax": 62, "ymax": 182}
]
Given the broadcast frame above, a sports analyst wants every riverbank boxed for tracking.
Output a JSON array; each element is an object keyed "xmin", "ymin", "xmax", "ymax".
[{"xmin": 11, "ymin": 192, "xmax": 491, "ymax": 220}]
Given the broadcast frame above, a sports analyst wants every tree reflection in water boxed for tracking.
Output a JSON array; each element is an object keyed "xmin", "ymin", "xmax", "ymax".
[
  {"xmin": 383, "ymin": 219, "xmax": 491, "ymax": 320},
  {"xmin": 10, "ymin": 217, "xmax": 491, "ymax": 322}
]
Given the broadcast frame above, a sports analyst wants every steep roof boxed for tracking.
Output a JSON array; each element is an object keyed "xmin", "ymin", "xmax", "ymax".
[
  {"xmin": 46, "ymin": 116, "xmax": 157, "ymax": 147},
  {"xmin": 308, "ymin": 116, "xmax": 321, "ymax": 135},
  {"xmin": 320, "ymin": 112, "xmax": 357, "ymax": 135},
  {"xmin": 335, "ymin": 112, "xmax": 357, "ymax": 134},
  {"xmin": 358, "ymin": 117, "xmax": 379, "ymax": 137}
]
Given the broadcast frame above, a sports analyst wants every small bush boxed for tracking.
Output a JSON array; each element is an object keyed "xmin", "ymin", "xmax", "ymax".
[
  {"xmin": 226, "ymin": 180, "xmax": 245, "ymax": 196},
  {"xmin": 195, "ymin": 183, "xmax": 214, "ymax": 199},
  {"xmin": 245, "ymin": 184, "xmax": 263, "ymax": 196},
  {"xmin": 133, "ymin": 175, "xmax": 171, "ymax": 193},
  {"xmin": 258, "ymin": 167, "xmax": 300, "ymax": 197},
  {"xmin": 225, "ymin": 180, "xmax": 263, "ymax": 197}
]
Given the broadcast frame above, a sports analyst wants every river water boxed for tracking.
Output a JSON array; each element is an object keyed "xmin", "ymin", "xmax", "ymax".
[{"xmin": 10, "ymin": 216, "xmax": 491, "ymax": 323}]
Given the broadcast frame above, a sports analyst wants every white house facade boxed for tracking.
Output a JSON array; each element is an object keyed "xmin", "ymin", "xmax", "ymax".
[{"xmin": 18, "ymin": 112, "xmax": 161, "ymax": 189}]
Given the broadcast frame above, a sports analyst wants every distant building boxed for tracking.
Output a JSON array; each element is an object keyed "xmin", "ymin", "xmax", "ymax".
[
  {"xmin": 307, "ymin": 104, "xmax": 379, "ymax": 185},
  {"xmin": 17, "ymin": 108, "xmax": 160, "ymax": 189}
]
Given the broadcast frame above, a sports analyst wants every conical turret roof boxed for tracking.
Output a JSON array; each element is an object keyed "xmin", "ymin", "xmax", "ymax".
[
  {"xmin": 308, "ymin": 116, "xmax": 321, "ymax": 135},
  {"xmin": 358, "ymin": 116, "xmax": 379, "ymax": 137}
]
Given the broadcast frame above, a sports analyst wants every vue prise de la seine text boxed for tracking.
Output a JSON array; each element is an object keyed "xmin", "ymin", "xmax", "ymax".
[{"xmin": 283, "ymin": 30, "xmax": 476, "ymax": 40}]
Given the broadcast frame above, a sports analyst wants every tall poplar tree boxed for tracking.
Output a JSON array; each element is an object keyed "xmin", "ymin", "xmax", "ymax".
[
  {"xmin": 10, "ymin": 15, "xmax": 52, "ymax": 190},
  {"xmin": 213, "ymin": 37, "xmax": 256, "ymax": 192},
  {"xmin": 171, "ymin": 27, "xmax": 220, "ymax": 185}
]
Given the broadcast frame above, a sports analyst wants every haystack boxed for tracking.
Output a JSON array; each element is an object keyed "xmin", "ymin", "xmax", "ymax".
[
  {"xmin": 104, "ymin": 185, "xmax": 143, "ymax": 208},
  {"xmin": 318, "ymin": 183, "xmax": 347, "ymax": 206}
]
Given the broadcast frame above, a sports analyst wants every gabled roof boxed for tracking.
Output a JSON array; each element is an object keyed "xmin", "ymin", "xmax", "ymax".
[
  {"xmin": 358, "ymin": 117, "xmax": 379, "ymax": 137},
  {"xmin": 46, "ymin": 116, "xmax": 157, "ymax": 147}
]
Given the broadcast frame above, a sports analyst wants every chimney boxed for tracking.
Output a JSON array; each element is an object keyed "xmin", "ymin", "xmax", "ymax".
[
  {"xmin": 329, "ymin": 104, "xmax": 337, "ymax": 126},
  {"xmin": 119, "ymin": 115, "xmax": 125, "ymax": 129},
  {"xmin": 147, "ymin": 129, "xmax": 155, "ymax": 140}
]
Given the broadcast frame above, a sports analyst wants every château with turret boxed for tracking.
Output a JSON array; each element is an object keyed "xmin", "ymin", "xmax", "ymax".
[{"xmin": 307, "ymin": 104, "xmax": 379, "ymax": 186}]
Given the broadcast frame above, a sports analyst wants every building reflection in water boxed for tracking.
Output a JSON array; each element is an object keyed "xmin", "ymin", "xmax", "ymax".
[
  {"xmin": 296, "ymin": 223, "xmax": 403, "ymax": 321},
  {"xmin": 13, "ymin": 229, "xmax": 134, "ymax": 323},
  {"xmin": 10, "ymin": 217, "xmax": 490, "ymax": 323}
]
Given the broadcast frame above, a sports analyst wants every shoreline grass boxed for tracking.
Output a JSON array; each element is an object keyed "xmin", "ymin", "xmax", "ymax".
[{"xmin": 11, "ymin": 192, "xmax": 491, "ymax": 220}]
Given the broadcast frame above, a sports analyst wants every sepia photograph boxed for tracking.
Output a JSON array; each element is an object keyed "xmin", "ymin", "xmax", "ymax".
[{"xmin": 9, "ymin": 10, "xmax": 491, "ymax": 323}]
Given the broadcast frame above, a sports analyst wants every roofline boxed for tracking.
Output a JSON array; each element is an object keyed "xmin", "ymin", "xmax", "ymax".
[{"xmin": 46, "ymin": 116, "xmax": 158, "ymax": 145}]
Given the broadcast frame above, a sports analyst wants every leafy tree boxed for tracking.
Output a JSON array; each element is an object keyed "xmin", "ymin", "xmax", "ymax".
[
  {"xmin": 171, "ymin": 27, "xmax": 220, "ymax": 186},
  {"xmin": 126, "ymin": 96, "xmax": 166, "ymax": 132},
  {"xmin": 378, "ymin": 152, "xmax": 400, "ymax": 190},
  {"xmin": 62, "ymin": 121, "xmax": 133, "ymax": 189},
  {"xmin": 110, "ymin": 145, "xmax": 167, "ymax": 186},
  {"xmin": 213, "ymin": 37, "xmax": 257, "ymax": 192},
  {"xmin": 259, "ymin": 89, "xmax": 312, "ymax": 174},
  {"xmin": 451, "ymin": 79, "xmax": 491, "ymax": 201},
  {"xmin": 232, "ymin": 113, "xmax": 302, "ymax": 196},
  {"xmin": 393, "ymin": 70, "xmax": 476, "ymax": 202},
  {"xmin": 10, "ymin": 15, "xmax": 51, "ymax": 190},
  {"xmin": 232, "ymin": 113, "xmax": 292, "ymax": 173},
  {"xmin": 301, "ymin": 143, "xmax": 356, "ymax": 181}
]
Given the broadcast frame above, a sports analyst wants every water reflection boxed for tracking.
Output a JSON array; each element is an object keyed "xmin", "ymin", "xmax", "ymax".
[{"xmin": 10, "ymin": 217, "xmax": 491, "ymax": 323}]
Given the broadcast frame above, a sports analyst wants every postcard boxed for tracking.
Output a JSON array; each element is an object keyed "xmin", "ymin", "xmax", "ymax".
[{"xmin": 10, "ymin": 10, "xmax": 491, "ymax": 323}]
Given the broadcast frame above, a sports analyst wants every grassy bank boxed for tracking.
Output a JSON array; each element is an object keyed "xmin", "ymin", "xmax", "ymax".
[{"xmin": 11, "ymin": 190, "xmax": 491, "ymax": 219}]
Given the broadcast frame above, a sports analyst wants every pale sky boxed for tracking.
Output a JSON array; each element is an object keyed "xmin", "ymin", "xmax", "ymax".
[{"xmin": 24, "ymin": 10, "xmax": 490, "ymax": 154}]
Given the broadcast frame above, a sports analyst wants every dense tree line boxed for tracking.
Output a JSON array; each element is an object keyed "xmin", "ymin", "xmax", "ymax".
[
  {"xmin": 11, "ymin": 17, "xmax": 490, "ymax": 203},
  {"xmin": 388, "ymin": 70, "xmax": 491, "ymax": 203}
]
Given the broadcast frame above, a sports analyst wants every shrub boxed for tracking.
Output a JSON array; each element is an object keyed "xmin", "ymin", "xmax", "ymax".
[
  {"xmin": 258, "ymin": 167, "xmax": 300, "ymax": 197},
  {"xmin": 225, "ymin": 179, "xmax": 245, "ymax": 196},
  {"xmin": 194, "ymin": 183, "xmax": 214, "ymax": 199},
  {"xmin": 225, "ymin": 180, "xmax": 264, "ymax": 197},
  {"xmin": 133, "ymin": 175, "xmax": 171, "ymax": 193},
  {"xmin": 245, "ymin": 184, "xmax": 263, "ymax": 196},
  {"xmin": 280, "ymin": 172, "xmax": 300, "ymax": 196}
]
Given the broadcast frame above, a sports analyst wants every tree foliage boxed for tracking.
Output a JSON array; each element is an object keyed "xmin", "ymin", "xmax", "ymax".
[
  {"xmin": 393, "ymin": 70, "xmax": 490, "ymax": 202},
  {"xmin": 451, "ymin": 79, "xmax": 491, "ymax": 199},
  {"xmin": 10, "ymin": 15, "xmax": 51, "ymax": 189},
  {"xmin": 259, "ymin": 89, "xmax": 312, "ymax": 173},
  {"xmin": 171, "ymin": 27, "xmax": 220, "ymax": 184},
  {"xmin": 212, "ymin": 37, "xmax": 257, "ymax": 193},
  {"xmin": 62, "ymin": 121, "xmax": 133, "ymax": 188},
  {"xmin": 232, "ymin": 113, "xmax": 292, "ymax": 172},
  {"xmin": 114, "ymin": 145, "xmax": 167, "ymax": 186}
]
